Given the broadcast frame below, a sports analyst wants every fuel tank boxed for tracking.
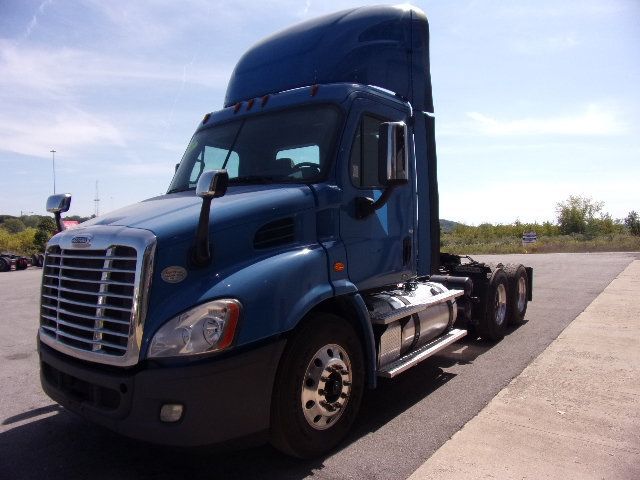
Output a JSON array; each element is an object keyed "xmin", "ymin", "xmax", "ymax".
[{"xmin": 364, "ymin": 282, "xmax": 463, "ymax": 368}]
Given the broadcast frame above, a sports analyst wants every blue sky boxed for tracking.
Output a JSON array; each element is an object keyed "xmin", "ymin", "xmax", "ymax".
[{"xmin": 1, "ymin": 0, "xmax": 638, "ymax": 224}]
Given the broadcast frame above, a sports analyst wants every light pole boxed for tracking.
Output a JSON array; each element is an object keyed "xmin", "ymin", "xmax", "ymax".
[{"xmin": 50, "ymin": 149, "xmax": 56, "ymax": 194}]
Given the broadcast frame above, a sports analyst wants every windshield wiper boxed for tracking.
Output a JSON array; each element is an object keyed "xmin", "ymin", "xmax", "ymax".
[
  {"xmin": 166, "ymin": 186, "xmax": 194, "ymax": 194},
  {"xmin": 229, "ymin": 175, "xmax": 279, "ymax": 184}
]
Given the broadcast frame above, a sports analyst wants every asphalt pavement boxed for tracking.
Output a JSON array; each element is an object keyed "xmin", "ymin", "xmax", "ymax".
[
  {"xmin": 410, "ymin": 260, "xmax": 640, "ymax": 479},
  {"xmin": 0, "ymin": 252, "xmax": 638, "ymax": 480}
]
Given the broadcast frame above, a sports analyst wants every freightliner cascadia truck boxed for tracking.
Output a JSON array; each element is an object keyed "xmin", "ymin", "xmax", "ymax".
[{"xmin": 39, "ymin": 5, "xmax": 532, "ymax": 458}]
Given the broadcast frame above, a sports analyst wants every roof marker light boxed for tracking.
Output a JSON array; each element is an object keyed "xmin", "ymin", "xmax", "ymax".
[
  {"xmin": 310, "ymin": 84, "xmax": 319, "ymax": 96},
  {"xmin": 247, "ymin": 98, "xmax": 255, "ymax": 110},
  {"xmin": 261, "ymin": 95, "xmax": 270, "ymax": 107},
  {"xmin": 233, "ymin": 102, "xmax": 242, "ymax": 113},
  {"xmin": 202, "ymin": 113, "xmax": 211, "ymax": 124}
]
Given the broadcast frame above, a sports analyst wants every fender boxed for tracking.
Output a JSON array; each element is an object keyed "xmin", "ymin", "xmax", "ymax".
[{"xmin": 344, "ymin": 292, "xmax": 378, "ymax": 389}]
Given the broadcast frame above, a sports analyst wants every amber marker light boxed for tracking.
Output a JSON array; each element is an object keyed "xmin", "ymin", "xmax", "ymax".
[
  {"xmin": 333, "ymin": 262, "xmax": 345, "ymax": 272},
  {"xmin": 247, "ymin": 98, "xmax": 255, "ymax": 110},
  {"xmin": 233, "ymin": 102, "xmax": 242, "ymax": 113},
  {"xmin": 310, "ymin": 84, "xmax": 319, "ymax": 96}
]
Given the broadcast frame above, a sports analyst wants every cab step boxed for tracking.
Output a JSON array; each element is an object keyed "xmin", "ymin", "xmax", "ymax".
[{"xmin": 377, "ymin": 328, "xmax": 467, "ymax": 378}]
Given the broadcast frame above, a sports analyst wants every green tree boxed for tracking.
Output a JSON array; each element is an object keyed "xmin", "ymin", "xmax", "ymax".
[
  {"xmin": 34, "ymin": 217, "xmax": 57, "ymax": 251},
  {"xmin": 556, "ymin": 195, "xmax": 604, "ymax": 235},
  {"xmin": 625, "ymin": 211, "xmax": 640, "ymax": 236},
  {"xmin": 2, "ymin": 217, "xmax": 27, "ymax": 233}
]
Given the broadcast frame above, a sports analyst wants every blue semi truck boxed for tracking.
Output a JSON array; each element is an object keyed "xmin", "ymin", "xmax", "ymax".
[{"xmin": 39, "ymin": 5, "xmax": 532, "ymax": 458}]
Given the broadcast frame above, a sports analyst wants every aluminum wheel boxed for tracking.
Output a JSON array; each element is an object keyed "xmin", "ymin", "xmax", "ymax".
[
  {"xmin": 301, "ymin": 343, "xmax": 352, "ymax": 430},
  {"xmin": 494, "ymin": 283, "xmax": 507, "ymax": 326}
]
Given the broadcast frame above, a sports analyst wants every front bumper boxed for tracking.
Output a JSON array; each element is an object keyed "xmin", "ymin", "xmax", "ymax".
[{"xmin": 39, "ymin": 339, "xmax": 286, "ymax": 446}]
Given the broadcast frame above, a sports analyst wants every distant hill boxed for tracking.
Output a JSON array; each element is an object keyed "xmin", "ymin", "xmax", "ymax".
[{"xmin": 440, "ymin": 219, "xmax": 465, "ymax": 233}]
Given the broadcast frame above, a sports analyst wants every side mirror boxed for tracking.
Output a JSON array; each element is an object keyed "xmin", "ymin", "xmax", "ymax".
[
  {"xmin": 46, "ymin": 193, "xmax": 72, "ymax": 233},
  {"xmin": 46, "ymin": 193, "xmax": 72, "ymax": 213},
  {"xmin": 196, "ymin": 170, "xmax": 229, "ymax": 198},
  {"xmin": 378, "ymin": 121, "xmax": 408, "ymax": 185},
  {"xmin": 193, "ymin": 170, "xmax": 229, "ymax": 267}
]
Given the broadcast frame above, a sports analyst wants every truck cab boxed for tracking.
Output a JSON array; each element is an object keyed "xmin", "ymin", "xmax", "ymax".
[{"xmin": 38, "ymin": 5, "xmax": 531, "ymax": 458}]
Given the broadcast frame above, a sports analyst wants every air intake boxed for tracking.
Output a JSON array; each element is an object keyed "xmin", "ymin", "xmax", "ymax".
[{"xmin": 254, "ymin": 218, "xmax": 295, "ymax": 249}]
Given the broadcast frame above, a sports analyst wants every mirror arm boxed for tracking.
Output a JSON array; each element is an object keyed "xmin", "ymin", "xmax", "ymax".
[
  {"xmin": 192, "ymin": 197, "xmax": 213, "ymax": 267},
  {"xmin": 54, "ymin": 212, "xmax": 66, "ymax": 233},
  {"xmin": 356, "ymin": 184, "xmax": 397, "ymax": 219}
]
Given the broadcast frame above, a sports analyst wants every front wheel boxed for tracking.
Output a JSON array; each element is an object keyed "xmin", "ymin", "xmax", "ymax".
[{"xmin": 270, "ymin": 313, "xmax": 364, "ymax": 458}]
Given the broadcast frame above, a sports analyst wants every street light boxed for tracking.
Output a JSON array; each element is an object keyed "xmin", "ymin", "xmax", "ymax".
[{"xmin": 50, "ymin": 149, "xmax": 56, "ymax": 194}]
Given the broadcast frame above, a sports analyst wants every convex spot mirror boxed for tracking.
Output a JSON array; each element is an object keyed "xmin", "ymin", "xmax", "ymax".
[
  {"xmin": 196, "ymin": 170, "xmax": 229, "ymax": 199},
  {"xmin": 46, "ymin": 193, "xmax": 72, "ymax": 213},
  {"xmin": 378, "ymin": 121, "xmax": 409, "ymax": 185}
]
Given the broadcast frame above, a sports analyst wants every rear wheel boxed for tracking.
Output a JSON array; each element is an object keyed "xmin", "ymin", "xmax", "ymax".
[
  {"xmin": 270, "ymin": 313, "xmax": 364, "ymax": 458},
  {"xmin": 16, "ymin": 257, "xmax": 28, "ymax": 270},
  {"xmin": 477, "ymin": 268, "xmax": 509, "ymax": 341},
  {"xmin": 0, "ymin": 257, "xmax": 9, "ymax": 272},
  {"xmin": 505, "ymin": 264, "xmax": 528, "ymax": 324}
]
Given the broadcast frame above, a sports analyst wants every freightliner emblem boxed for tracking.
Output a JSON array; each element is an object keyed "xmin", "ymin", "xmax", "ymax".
[{"xmin": 71, "ymin": 235, "xmax": 93, "ymax": 248}]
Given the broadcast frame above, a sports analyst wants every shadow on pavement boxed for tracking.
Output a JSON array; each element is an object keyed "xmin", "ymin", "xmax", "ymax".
[{"xmin": 0, "ymin": 338, "xmax": 502, "ymax": 480}]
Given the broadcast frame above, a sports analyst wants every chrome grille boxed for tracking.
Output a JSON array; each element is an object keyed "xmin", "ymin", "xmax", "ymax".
[{"xmin": 40, "ymin": 246, "xmax": 137, "ymax": 356}]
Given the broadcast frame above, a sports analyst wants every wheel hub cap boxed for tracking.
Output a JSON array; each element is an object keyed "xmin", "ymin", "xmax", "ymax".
[{"xmin": 301, "ymin": 344, "xmax": 352, "ymax": 430}]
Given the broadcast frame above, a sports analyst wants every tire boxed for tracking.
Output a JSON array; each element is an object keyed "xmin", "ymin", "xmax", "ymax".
[
  {"xmin": 0, "ymin": 257, "xmax": 8, "ymax": 272},
  {"xmin": 37, "ymin": 254, "xmax": 45, "ymax": 267},
  {"xmin": 477, "ymin": 268, "xmax": 509, "ymax": 341},
  {"xmin": 16, "ymin": 257, "xmax": 28, "ymax": 270},
  {"xmin": 270, "ymin": 313, "xmax": 365, "ymax": 458},
  {"xmin": 505, "ymin": 264, "xmax": 528, "ymax": 325}
]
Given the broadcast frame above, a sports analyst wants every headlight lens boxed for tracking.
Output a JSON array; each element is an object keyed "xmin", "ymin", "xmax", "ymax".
[{"xmin": 148, "ymin": 299, "xmax": 241, "ymax": 358}]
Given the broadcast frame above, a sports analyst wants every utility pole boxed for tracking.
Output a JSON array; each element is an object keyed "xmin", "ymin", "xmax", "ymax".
[
  {"xmin": 94, "ymin": 180, "xmax": 100, "ymax": 217},
  {"xmin": 50, "ymin": 149, "xmax": 56, "ymax": 194}
]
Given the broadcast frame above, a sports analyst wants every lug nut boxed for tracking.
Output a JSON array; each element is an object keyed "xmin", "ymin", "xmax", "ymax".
[
  {"xmin": 340, "ymin": 393, "xmax": 348, "ymax": 399},
  {"xmin": 343, "ymin": 381, "xmax": 351, "ymax": 386}
]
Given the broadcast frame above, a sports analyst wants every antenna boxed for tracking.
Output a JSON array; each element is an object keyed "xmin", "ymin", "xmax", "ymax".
[{"xmin": 94, "ymin": 180, "xmax": 100, "ymax": 217}]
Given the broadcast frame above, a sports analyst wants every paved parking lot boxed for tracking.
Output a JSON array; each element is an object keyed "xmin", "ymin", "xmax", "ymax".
[{"xmin": 1, "ymin": 252, "xmax": 638, "ymax": 480}]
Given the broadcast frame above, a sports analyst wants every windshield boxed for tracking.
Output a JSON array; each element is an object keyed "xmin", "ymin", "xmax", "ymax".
[{"xmin": 168, "ymin": 105, "xmax": 341, "ymax": 192}]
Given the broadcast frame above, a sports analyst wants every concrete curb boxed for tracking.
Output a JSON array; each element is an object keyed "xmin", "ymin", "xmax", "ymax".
[{"xmin": 409, "ymin": 260, "xmax": 640, "ymax": 480}]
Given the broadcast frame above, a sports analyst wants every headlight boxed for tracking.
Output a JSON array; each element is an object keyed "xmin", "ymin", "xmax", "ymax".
[{"xmin": 148, "ymin": 299, "xmax": 241, "ymax": 358}]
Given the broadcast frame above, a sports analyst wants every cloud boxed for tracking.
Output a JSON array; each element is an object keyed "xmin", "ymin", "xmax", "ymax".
[
  {"xmin": 23, "ymin": 0, "xmax": 54, "ymax": 39},
  {"xmin": 0, "ymin": 41, "xmax": 231, "ymax": 101},
  {"xmin": 466, "ymin": 105, "xmax": 627, "ymax": 136},
  {"xmin": 512, "ymin": 34, "xmax": 580, "ymax": 54},
  {"xmin": 0, "ymin": 108, "xmax": 124, "ymax": 158}
]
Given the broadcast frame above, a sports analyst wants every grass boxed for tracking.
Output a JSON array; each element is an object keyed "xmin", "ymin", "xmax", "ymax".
[{"xmin": 441, "ymin": 233, "xmax": 640, "ymax": 255}]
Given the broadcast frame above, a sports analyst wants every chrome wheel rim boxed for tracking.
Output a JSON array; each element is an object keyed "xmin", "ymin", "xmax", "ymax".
[
  {"xmin": 495, "ymin": 283, "xmax": 507, "ymax": 326},
  {"xmin": 301, "ymin": 344, "xmax": 352, "ymax": 430},
  {"xmin": 517, "ymin": 276, "xmax": 527, "ymax": 312}
]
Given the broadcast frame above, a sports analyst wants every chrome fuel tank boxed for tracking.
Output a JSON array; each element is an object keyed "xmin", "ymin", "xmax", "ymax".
[{"xmin": 365, "ymin": 282, "xmax": 463, "ymax": 368}]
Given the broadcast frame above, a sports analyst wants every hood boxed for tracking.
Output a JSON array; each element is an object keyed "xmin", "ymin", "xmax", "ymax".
[{"xmin": 82, "ymin": 184, "xmax": 316, "ymax": 242}]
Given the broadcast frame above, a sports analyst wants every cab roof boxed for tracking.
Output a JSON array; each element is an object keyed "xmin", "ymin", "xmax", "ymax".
[{"xmin": 224, "ymin": 5, "xmax": 434, "ymax": 113}]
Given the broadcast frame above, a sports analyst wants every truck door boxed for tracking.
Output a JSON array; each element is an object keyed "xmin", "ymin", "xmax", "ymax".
[{"xmin": 339, "ymin": 98, "xmax": 416, "ymax": 291}]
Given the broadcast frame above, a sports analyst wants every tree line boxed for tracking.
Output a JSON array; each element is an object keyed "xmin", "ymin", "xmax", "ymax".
[{"xmin": 0, "ymin": 214, "xmax": 92, "ymax": 255}]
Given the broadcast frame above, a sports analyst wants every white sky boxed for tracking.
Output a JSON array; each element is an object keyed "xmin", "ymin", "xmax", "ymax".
[{"xmin": 0, "ymin": 0, "xmax": 638, "ymax": 224}]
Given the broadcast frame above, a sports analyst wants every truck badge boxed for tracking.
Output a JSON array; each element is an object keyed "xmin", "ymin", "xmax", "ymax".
[
  {"xmin": 161, "ymin": 266, "xmax": 187, "ymax": 283},
  {"xmin": 71, "ymin": 235, "xmax": 93, "ymax": 248}
]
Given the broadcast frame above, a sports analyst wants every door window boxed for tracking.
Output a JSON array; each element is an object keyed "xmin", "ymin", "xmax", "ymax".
[{"xmin": 350, "ymin": 115, "xmax": 385, "ymax": 188}]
